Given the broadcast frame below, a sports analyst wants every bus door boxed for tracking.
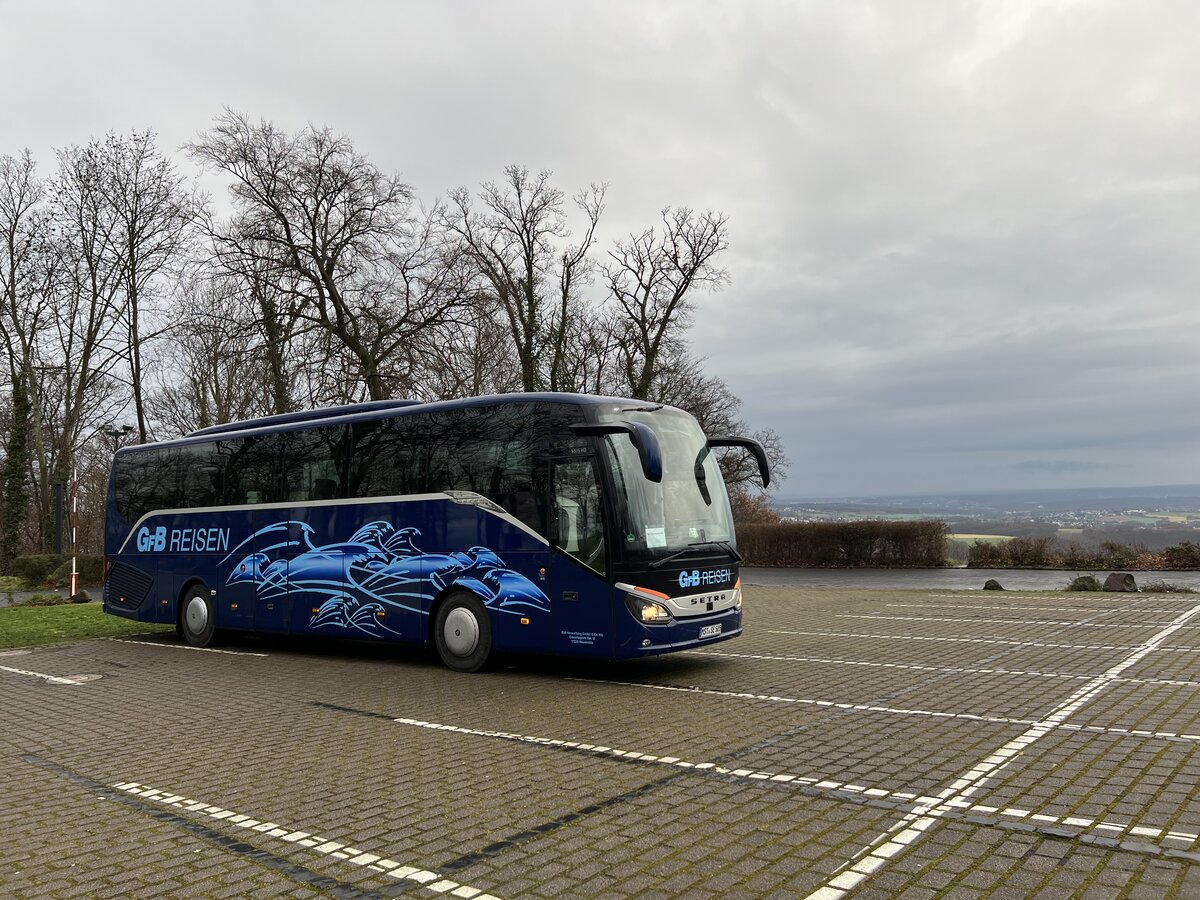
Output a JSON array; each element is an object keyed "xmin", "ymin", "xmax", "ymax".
[{"xmin": 548, "ymin": 456, "xmax": 614, "ymax": 656}]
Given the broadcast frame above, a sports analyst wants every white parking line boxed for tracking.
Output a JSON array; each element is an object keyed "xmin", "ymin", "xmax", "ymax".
[
  {"xmin": 924, "ymin": 594, "xmax": 1197, "ymax": 603},
  {"xmin": 112, "ymin": 781, "xmax": 500, "ymax": 898},
  {"xmin": 886, "ymin": 602, "xmax": 1187, "ymax": 615},
  {"xmin": 0, "ymin": 664, "xmax": 90, "ymax": 685},
  {"xmin": 836, "ymin": 614, "xmax": 1169, "ymax": 629},
  {"xmin": 108, "ymin": 638, "xmax": 268, "ymax": 657},
  {"xmin": 691, "ymin": 649, "xmax": 1200, "ymax": 689},
  {"xmin": 566, "ymin": 677, "xmax": 1200, "ymax": 744},
  {"xmin": 767, "ymin": 629, "xmax": 1200, "ymax": 653},
  {"xmin": 390, "ymin": 716, "xmax": 1197, "ymax": 854},
  {"xmin": 806, "ymin": 599, "xmax": 1200, "ymax": 899}
]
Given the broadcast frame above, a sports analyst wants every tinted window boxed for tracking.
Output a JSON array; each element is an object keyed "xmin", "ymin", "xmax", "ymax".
[
  {"xmin": 178, "ymin": 442, "xmax": 223, "ymax": 507},
  {"xmin": 114, "ymin": 448, "xmax": 181, "ymax": 524},
  {"xmin": 217, "ymin": 435, "xmax": 280, "ymax": 505},
  {"xmin": 281, "ymin": 425, "xmax": 347, "ymax": 501},
  {"xmin": 348, "ymin": 402, "xmax": 575, "ymax": 535},
  {"xmin": 349, "ymin": 416, "xmax": 423, "ymax": 497}
]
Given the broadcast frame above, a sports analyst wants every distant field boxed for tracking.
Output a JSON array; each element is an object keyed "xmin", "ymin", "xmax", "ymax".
[
  {"xmin": 948, "ymin": 533, "xmax": 1014, "ymax": 542},
  {"xmin": 1145, "ymin": 512, "xmax": 1199, "ymax": 523}
]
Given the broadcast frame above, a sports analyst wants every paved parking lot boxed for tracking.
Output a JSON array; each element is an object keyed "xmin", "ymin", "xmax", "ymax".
[{"xmin": 3, "ymin": 586, "xmax": 1200, "ymax": 898}]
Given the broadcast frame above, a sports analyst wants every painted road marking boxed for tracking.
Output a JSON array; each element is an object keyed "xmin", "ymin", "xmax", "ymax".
[
  {"xmin": 923, "ymin": 594, "xmax": 1198, "ymax": 603},
  {"xmin": 805, "ymin": 599, "xmax": 1200, "ymax": 899},
  {"xmin": 0, "ymin": 664, "xmax": 93, "ymax": 685},
  {"xmin": 887, "ymin": 602, "xmax": 1189, "ymax": 615},
  {"xmin": 112, "ymin": 781, "xmax": 500, "ymax": 898},
  {"xmin": 567, "ymin": 677, "xmax": 1200, "ymax": 744},
  {"xmin": 389, "ymin": 716, "xmax": 1197, "ymax": 855},
  {"xmin": 766, "ymin": 629, "xmax": 1200, "ymax": 653},
  {"xmin": 691, "ymin": 649, "xmax": 1200, "ymax": 689},
  {"xmin": 836, "ymin": 614, "xmax": 1170, "ymax": 628},
  {"xmin": 108, "ymin": 638, "xmax": 269, "ymax": 657}
]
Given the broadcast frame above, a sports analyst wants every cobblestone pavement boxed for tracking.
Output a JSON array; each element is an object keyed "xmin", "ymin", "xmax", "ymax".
[{"xmin": 3, "ymin": 586, "xmax": 1200, "ymax": 898}]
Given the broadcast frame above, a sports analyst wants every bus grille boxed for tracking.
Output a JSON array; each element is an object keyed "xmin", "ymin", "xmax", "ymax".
[{"xmin": 105, "ymin": 562, "xmax": 153, "ymax": 610}]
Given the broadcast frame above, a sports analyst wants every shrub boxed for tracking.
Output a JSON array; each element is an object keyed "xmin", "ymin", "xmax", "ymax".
[
  {"xmin": 1163, "ymin": 542, "xmax": 1200, "ymax": 569},
  {"xmin": 737, "ymin": 520, "xmax": 947, "ymax": 567},
  {"xmin": 50, "ymin": 555, "xmax": 104, "ymax": 588},
  {"xmin": 1141, "ymin": 580, "xmax": 1197, "ymax": 594},
  {"xmin": 966, "ymin": 540, "xmax": 1007, "ymax": 567},
  {"xmin": 10, "ymin": 554, "xmax": 103, "ymax": 588},
  {"xmin": 1005, "ymin": 536, "xmax": 1055, "ymax": 568},
  {"xmin": 1065, "ymin": 575, "xmax": 1102, "ymax": 591},
  {"xmin": 10, "ymin": 555, "xmax": 64, "ymax": 586},
  {"xmin": 18, "ymin": 593, "xmax": 72, "ymax": 607},
  {"xmin": 1096, "ymin": 540, "xmax": 1140, "ymax": 569}
]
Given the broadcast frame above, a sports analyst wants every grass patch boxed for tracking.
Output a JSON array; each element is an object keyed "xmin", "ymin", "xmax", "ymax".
[
  {"xmin": 948, "ymin": 534, "xmax": 1014, "ymax": 542},
  {"xmin": 0, "ymin": 575, "xmax": 28, "ymax": 592},
  {"xmin": 1141, "ymin": 580, "xmax": 1198, "ymax": 594},
  {"xmin": 0, "ymin": 603, "xmax": 173, "ymax": 649}
]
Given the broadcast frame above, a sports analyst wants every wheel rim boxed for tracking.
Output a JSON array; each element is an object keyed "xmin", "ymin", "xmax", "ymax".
[
  {"xmin": 443, "ymin": 607, "xmax": 479, "ymax": 657},
  {"xmin": 185, "ymin": 596, "xmax": 208, "ymax": 634}
]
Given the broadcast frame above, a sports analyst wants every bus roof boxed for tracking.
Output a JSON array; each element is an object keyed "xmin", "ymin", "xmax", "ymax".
[
  {"xmin": 188, "ymin": 398, "xmax": 423, "ymax": 437},
  {"xmin": 125, "ymin": 392, "xmax": 663, "ymax": 456}
]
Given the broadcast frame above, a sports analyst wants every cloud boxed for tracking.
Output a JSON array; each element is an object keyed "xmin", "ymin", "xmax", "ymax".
[
  {"xmin": 3, "ymin": 1, "xmax": 1199, "ymax": 495},
  {"xmin": 1012, "ymin": 460, "xmax": 1114, "ymax": 474}
]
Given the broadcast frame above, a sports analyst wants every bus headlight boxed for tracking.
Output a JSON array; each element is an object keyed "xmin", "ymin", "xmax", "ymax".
[
  {"xmin": 733, "ymin": 577, "xmax": 743, "ymax": 609},
  {"xmin": 625, "ymin": 592, "xmax": 673, "ymax": 624}
]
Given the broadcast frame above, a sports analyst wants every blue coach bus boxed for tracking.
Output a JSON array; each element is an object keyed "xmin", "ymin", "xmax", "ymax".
[{"xmin": 103, "ymin": 393, "xmax": 769, "ymax": 671}]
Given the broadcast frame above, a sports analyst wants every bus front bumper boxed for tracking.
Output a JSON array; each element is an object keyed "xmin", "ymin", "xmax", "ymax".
[{"xmin": 616, "ymin": 606, "xmax": 743, "ymax": 658}]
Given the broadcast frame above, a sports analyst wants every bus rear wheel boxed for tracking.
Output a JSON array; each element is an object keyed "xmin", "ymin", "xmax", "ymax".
[
  {"xmin": 434, "ymin": 592, "xmax": 492, "ymax": 673},
  {"xmin": 180, "ymin": 586, "xmax": 216, "ymax": 648}
]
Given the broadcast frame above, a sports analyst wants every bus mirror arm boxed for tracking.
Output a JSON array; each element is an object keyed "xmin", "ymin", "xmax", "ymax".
[
  {"xmin": 708, "ymin": 437, "xmax": 772, "ymax": 488},
  {"xmin": 568, "ymin": 422, "xmax": 663, "ymax": 483}
]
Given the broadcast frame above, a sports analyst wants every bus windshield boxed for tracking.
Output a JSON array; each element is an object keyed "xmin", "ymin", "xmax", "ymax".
[{"xmin": 598, "ymin": 406, "xmax": 735, "ymax": 563}]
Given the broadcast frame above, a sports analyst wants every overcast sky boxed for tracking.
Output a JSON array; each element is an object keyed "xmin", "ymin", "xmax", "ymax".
[{"xmin": 3, "ymin": 0, "xmax": 1199, "ymax": 498}]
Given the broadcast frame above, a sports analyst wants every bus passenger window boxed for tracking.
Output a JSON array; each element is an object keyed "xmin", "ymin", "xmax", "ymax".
[{"xmin": 553, "ymin": 460, "xmax": 606, "ymax": 576}]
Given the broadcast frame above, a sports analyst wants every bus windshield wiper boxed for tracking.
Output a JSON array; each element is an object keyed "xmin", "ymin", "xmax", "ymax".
[
  {"xmin": 649, "ymin": 540, "xmax": 742, "ymax": 569},
  {"xmin": 691, "ymin": 540, "xmax": 743, "ymax": 563}
]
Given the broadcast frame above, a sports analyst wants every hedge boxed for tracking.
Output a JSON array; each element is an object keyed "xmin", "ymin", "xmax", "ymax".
[
  {"xmin": 737, "ymin": 520, "xmax": 947, "ymax": 567},
  {"xmin": 10, "ymin": 554, "xmax": 104, "ymax": 588}
]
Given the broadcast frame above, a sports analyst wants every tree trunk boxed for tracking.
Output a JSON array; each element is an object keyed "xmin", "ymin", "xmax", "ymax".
[{"xmin": 0, "ymin": 377, "xmax": 32, "ymax": 572}]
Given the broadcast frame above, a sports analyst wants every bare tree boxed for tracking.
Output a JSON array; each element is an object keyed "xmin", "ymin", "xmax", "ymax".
[
  {"xmin": 0, "ymin": 151, "xmax": 47, "ymax": 568},
  {"xmin": 447, "ymin": 166, "xmax": 605, "ymax": 392},
  {"xmin": 95, "ymin": 131, "xmax": 197, "ymax": 442},
  {"xmin": 33, "ymin": 143, "xmax": 130, "ymax": 546},
  {"xmin": 648, "ymin": 351, "xmax": 788, "ymax": 493},
  {"xmin": 147, "ymin": 275, "xmax": 282, "ymax": 435},
  {"xmin": 188, "ymin": 110, "xmax": 467, "ymax": 402},
  {"xmin": 603, "ymin": 207, "xmax": 729, "ymax": 399}
]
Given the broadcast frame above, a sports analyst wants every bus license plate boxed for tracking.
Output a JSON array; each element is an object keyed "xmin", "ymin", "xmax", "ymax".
[{"xmin": 699, "ymin": 623, "xmax": 722, "ymax": 639}]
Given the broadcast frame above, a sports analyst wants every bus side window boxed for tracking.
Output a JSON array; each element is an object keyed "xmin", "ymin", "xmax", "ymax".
[
  {"xmin": 278, "ymin": 425, "xmax": 347, "ymax": 502},
  {"xmin": 218, "ymin": 436, "xmax": 278, "ymax": 505},
  {"xmin": 349, "ymin": 419, "xmax": 420, "ymax": 498},
  {"xmin": 552, "ymin": 459, "xmax": 606, "ymax": 576},
  {"xmin": 179, "ymin": 443, "xmax": 222, "ymax": 508}
]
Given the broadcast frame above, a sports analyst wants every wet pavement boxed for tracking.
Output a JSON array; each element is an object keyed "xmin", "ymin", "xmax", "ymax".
[
  {"xmin": 3, "ymin": 585, "xmax": 1200, "ymax": 897},
  {"xmin": 742, "ymin": 566, "xmax": 1200, "ymax": 592}
]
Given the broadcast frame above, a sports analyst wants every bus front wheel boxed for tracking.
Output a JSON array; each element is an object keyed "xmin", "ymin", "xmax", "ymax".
[
  {"xmin": 434, "ymin": 592, "xmax": 492, "ymax": 673},
  {"xmin": 180, "ymin": 586, "xmax": 216, "ymax": 648}
]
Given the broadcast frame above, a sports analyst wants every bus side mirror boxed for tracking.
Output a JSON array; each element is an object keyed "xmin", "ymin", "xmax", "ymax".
[
  {"xmin": 708, "ymin": 436, "xmax": 771, "ymax": 488},
  {"xmin": 567, "ymin": 422, "xmax": 663, "ymax": 483}
]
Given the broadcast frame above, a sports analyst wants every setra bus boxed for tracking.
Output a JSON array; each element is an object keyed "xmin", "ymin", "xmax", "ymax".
[{"xmin": 102, "ymin": 392, "xmax": 769, "ymax": 671}]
